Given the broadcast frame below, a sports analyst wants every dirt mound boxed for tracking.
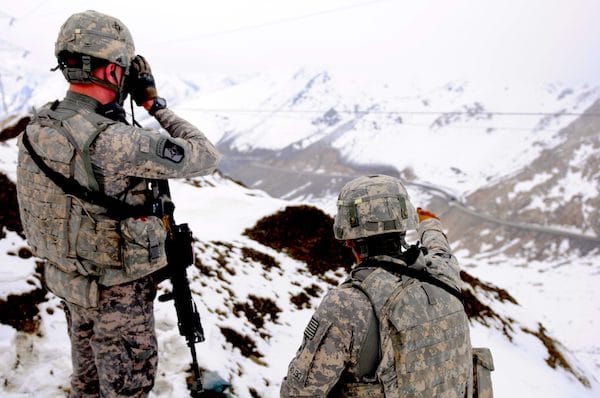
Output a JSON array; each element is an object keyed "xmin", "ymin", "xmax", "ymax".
[
  {"xmin": 244, "ymin": 205, "xmax": 354, "ymax": 276},
  {"xmin": 0, "ymin": 172, "xmax": 23, "ymax": 236},
  {"xmin": 0, "ymin": 116, "xmax": 30, "ymax": 142}
]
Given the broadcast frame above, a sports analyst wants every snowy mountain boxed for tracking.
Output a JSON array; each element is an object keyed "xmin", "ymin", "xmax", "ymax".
[
  {"xmin": 173, "ymin": 69, "xmax": 599, "ymax": 200},
  {"xmin": 1, "ymin": 57, "xmax": 600, "ymax": 397}
]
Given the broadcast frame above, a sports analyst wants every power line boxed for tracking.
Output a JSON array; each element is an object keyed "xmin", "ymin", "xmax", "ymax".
[
  {"xmin": 154, "ymin": 0, "xmax": 393, "ymax": 44},
  {"xmin": 174, "ymin": 107, "xmax": 584, "ymax": 132},
  {"xmin": 176, "ymin": 107, "xmax": 599, "ymax": 118}
]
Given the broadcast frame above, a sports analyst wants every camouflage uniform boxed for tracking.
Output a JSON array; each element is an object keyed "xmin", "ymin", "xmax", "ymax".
[
  {"xmin": 281, "ymin": 175, "xmax": 473, "ymax": 398},
  {"xmin": 17, "ymin": 90, "xmax": 218, "ymax": 396},
  {"xmin": 17, "ymin": 27, "xmax": 219, "ymax": 396}
]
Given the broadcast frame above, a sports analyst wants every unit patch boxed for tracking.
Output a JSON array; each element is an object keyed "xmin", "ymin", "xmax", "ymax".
[{"xmin": 157, "ymin": 137, "xmax": 184, "ymax": 163}]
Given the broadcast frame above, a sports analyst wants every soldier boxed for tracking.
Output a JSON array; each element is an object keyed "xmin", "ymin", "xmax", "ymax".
[
  {"xmin": 281, "ymin": 175, "xmax": 493, "ymax": 397},
  {"xmin": 16, "ymin": 10, "xmax": 220, "ymax": 397}
]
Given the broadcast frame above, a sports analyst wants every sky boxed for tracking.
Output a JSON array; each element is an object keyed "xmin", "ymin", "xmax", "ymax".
[{"xmin": 2, "ymin": 0, "xmax": 600, "ymax": 88}]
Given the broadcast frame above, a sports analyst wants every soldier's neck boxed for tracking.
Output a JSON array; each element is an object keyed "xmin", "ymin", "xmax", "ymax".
[{"xmin": 69, "ymin": 83, "xmax": 116, "ymax": 105}]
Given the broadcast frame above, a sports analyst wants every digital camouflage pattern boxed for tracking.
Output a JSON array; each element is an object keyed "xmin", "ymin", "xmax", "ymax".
[
  {"xmin": 64, "ymin": 277, "xmax": 158, "ymax": 397},
  {"xmin": 55, "ymin": 10, "xmax": 135, "ymax": 68},
  {"xmin": 334, "ymin": 175, "xmax": 419, "ymax": 240},
  {"xmin": 281, "ymin": 213, "xmax": 473, "ymax": 397},
  {"xmin": 281, "ymin": 284, "xmax": 375, "ymax": 397},
  {"xmin": 17, "ymin": 91, "xmax": 220, "ymax": 307},
  {"xmin": 416, "ymin": 218, "xmax": 463, "ymax": 292},
  {"xmin": 354, "ymin": 263, "xmax": 471, "ymax": 398}
]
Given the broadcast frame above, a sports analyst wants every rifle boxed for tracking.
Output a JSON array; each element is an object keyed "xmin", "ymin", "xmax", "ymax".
[{"xmin": 153, "ymin": 180, "xmax": 206, "ymax": 397}]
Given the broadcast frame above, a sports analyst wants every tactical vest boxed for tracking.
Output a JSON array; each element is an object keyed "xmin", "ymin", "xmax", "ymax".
[
  {"xmin": 339, "ymin": 258, "xmax": 473, "ymax": 398},
  {"xmin": 17, "ymin": 102, "xmax": 167, "ymax": 308}
]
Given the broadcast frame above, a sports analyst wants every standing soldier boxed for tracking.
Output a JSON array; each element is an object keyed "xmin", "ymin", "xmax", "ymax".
[
  {"xmin": 281, "ymin": 174, "xmax": 494, "ymax": 397},
  {"xmin": 16, "ymin": 10, "xmax": 220, "ymax": 397}
]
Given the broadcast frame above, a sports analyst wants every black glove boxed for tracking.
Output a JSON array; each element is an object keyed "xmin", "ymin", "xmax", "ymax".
[{"xmin": 128, "ymin": 55, "xmax": 158, "ymax": 106}]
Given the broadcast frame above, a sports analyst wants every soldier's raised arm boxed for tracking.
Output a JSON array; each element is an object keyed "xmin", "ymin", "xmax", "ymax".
[
  {"xmin": 91, "ymin": 55, "xmax": 219, "ymax": 180},
  {"xmin": 91, "ymin": 110, "xmax": 219, "ymax": 180},
  {"xmin": 416, "ymin": 207, "xmax": 461, "ymax": 287}
]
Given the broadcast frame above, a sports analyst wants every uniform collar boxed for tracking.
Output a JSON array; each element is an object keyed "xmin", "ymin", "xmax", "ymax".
[{"xmin": 63, "ymin": 91, "xmax": 102, "ymax": 113}]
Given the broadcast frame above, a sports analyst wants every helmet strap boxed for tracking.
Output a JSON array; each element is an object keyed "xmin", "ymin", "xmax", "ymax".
[
  {"xmin": 59, "ymin": 54, "xmax": 93, "ymax": 84},
  {"xmin": 58, "ymin": 54, "xmax": 125, "ymax": 100}
]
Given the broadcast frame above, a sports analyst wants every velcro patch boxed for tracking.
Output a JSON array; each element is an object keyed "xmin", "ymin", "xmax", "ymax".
[
  {"xmin": 139, "ymin": 136, "xmax": 150, "ymax": 153},
  {"xmin": 157, "ymin": 137, "xmax": 184, "ymax": 163},
  {"xmin": 304, "ymin": 317, "xmax": 319, "ymax": 340}
]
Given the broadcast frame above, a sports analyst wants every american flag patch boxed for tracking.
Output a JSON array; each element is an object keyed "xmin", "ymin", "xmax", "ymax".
[{"xmin": 304, "ymin": 317, "xmax": 319, "ymax": 340}]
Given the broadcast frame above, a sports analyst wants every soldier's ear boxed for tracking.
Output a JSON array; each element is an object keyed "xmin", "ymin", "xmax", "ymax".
[{"xmin": 105, "ymin": 64, "xmax": 121, "ymax": 85}]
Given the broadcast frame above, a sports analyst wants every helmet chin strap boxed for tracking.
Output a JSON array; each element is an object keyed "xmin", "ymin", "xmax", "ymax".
[
  {"xmin": 62, "ymin": 55, "xmax": 129, "ymax": 105},
  {"xmin": 89, "ymin": 76, "xmax": 120, "ymax": 95}
]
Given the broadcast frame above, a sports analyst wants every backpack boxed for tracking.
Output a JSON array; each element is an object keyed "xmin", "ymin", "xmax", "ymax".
[{"xmin": 342, "ymin": 256, "xmax": 494, "ymax": 398}]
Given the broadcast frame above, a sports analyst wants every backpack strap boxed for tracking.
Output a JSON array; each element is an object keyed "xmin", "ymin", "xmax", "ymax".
[
  {"xmin": 22, "ymin": 131, "xmax": 150, "ymax": 220},
  {"xmin": 347, "ymin": 267, "xmax": 403, "ymax": 383},
  {"xmin": 366, "ymin": 255, "xmax": 464, "ymax": 304},
  {"xmin": 346, "ymin": 268, "xmax": 385, "ymax": 381}
]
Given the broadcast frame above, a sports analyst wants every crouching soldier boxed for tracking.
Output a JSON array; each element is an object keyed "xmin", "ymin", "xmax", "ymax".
[{"xmin": 281, "ymin": 174, "xmax": 494, "ymax": 397}]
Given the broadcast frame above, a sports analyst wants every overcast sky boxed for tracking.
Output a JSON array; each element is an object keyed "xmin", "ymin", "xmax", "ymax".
[{"xmin": 2, "ymin": 0, "xmax": 600, "ymax": 87}]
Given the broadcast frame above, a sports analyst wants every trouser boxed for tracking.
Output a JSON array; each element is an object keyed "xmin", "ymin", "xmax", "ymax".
[{"xmin": 63, "ymin": 276, "xmax": 158, "ymax": 398}]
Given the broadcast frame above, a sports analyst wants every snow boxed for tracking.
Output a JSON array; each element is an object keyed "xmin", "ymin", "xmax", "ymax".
[
  {"xmin": 0, "ymin": 230, "xmax": 39, "ymax": 299},
  {"xmin": 169, "ymin": 178, "xmax": 289, "ymax": 242},
  {"xmin": 511, "ymin": 172, "xmax": 554, "ymax": 197},
  {"xmin": 464, "ymin": 250, "xmax": 600, "ymax": 390}
]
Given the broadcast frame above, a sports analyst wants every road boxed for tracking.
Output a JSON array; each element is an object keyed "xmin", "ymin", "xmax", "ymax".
[
  {"xmin": 404, "ymin": 180, "xmax": 600, "ymax": 245},
  {"xmin": 219, "ymin": 148, "xmax": 600, "ymax": 245}
]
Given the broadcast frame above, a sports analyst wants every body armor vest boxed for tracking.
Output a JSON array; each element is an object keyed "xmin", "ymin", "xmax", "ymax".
[
  {"xmin": 17, "ymin": 101, "xmax": 167, "ymax": 307},
  {"xmin": 340, "ymin": 259, "xmax": 473, "ymax": 398}
]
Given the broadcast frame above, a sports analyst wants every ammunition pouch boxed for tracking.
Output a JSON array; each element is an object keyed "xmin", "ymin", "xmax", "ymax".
[
  {"xmin": 472, "ymin": 347, "xmax": 494, "ymax": 398},
  {"xmin": 45, "ymin": 262, "xmax": 99, "ymax": 308}
]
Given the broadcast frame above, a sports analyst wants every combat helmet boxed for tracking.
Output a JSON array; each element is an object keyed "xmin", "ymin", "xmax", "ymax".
[
  {"xmin": 55, "ymin": 10, "xmax": 135, "ymax": 84},
  {"xmin": 334, "ymin": 174, "xmax": 418, "ymax": 240}
]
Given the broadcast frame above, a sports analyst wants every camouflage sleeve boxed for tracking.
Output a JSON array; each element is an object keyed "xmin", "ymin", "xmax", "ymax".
[
  {"xmin": 280, "ymin": 287, "xmax": 371, "ymax": 397},
  {"xmin": 418, "ymin": 218, "xmax": 462, "ymax": 287},
  {"xmin": 91, "ymin": 109, "xmax": 220, "ymax": 179}
]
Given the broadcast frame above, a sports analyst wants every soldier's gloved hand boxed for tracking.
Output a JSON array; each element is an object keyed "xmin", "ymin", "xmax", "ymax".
[
  {"xmin": 417, "ymin": 207, "xmax": 440, "ymax": 222},
  {"xmin": 128, "ymin": 55, "xmax": 158, "ymax": 106}
]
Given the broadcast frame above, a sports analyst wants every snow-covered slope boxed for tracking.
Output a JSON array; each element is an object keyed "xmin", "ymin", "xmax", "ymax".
[{"xmin": 1, "ymin": 120, "xmax": 599, "ymax": 396}]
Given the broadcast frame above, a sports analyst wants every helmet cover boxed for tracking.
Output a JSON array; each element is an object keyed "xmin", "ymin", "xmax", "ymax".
[
  {"xmin": 333, "ymin": 174, "xmax": 418, "ymax": 240},
  {"xmin": 55, "ymin": 10, "xmax": 135, "ymax": 68}
]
